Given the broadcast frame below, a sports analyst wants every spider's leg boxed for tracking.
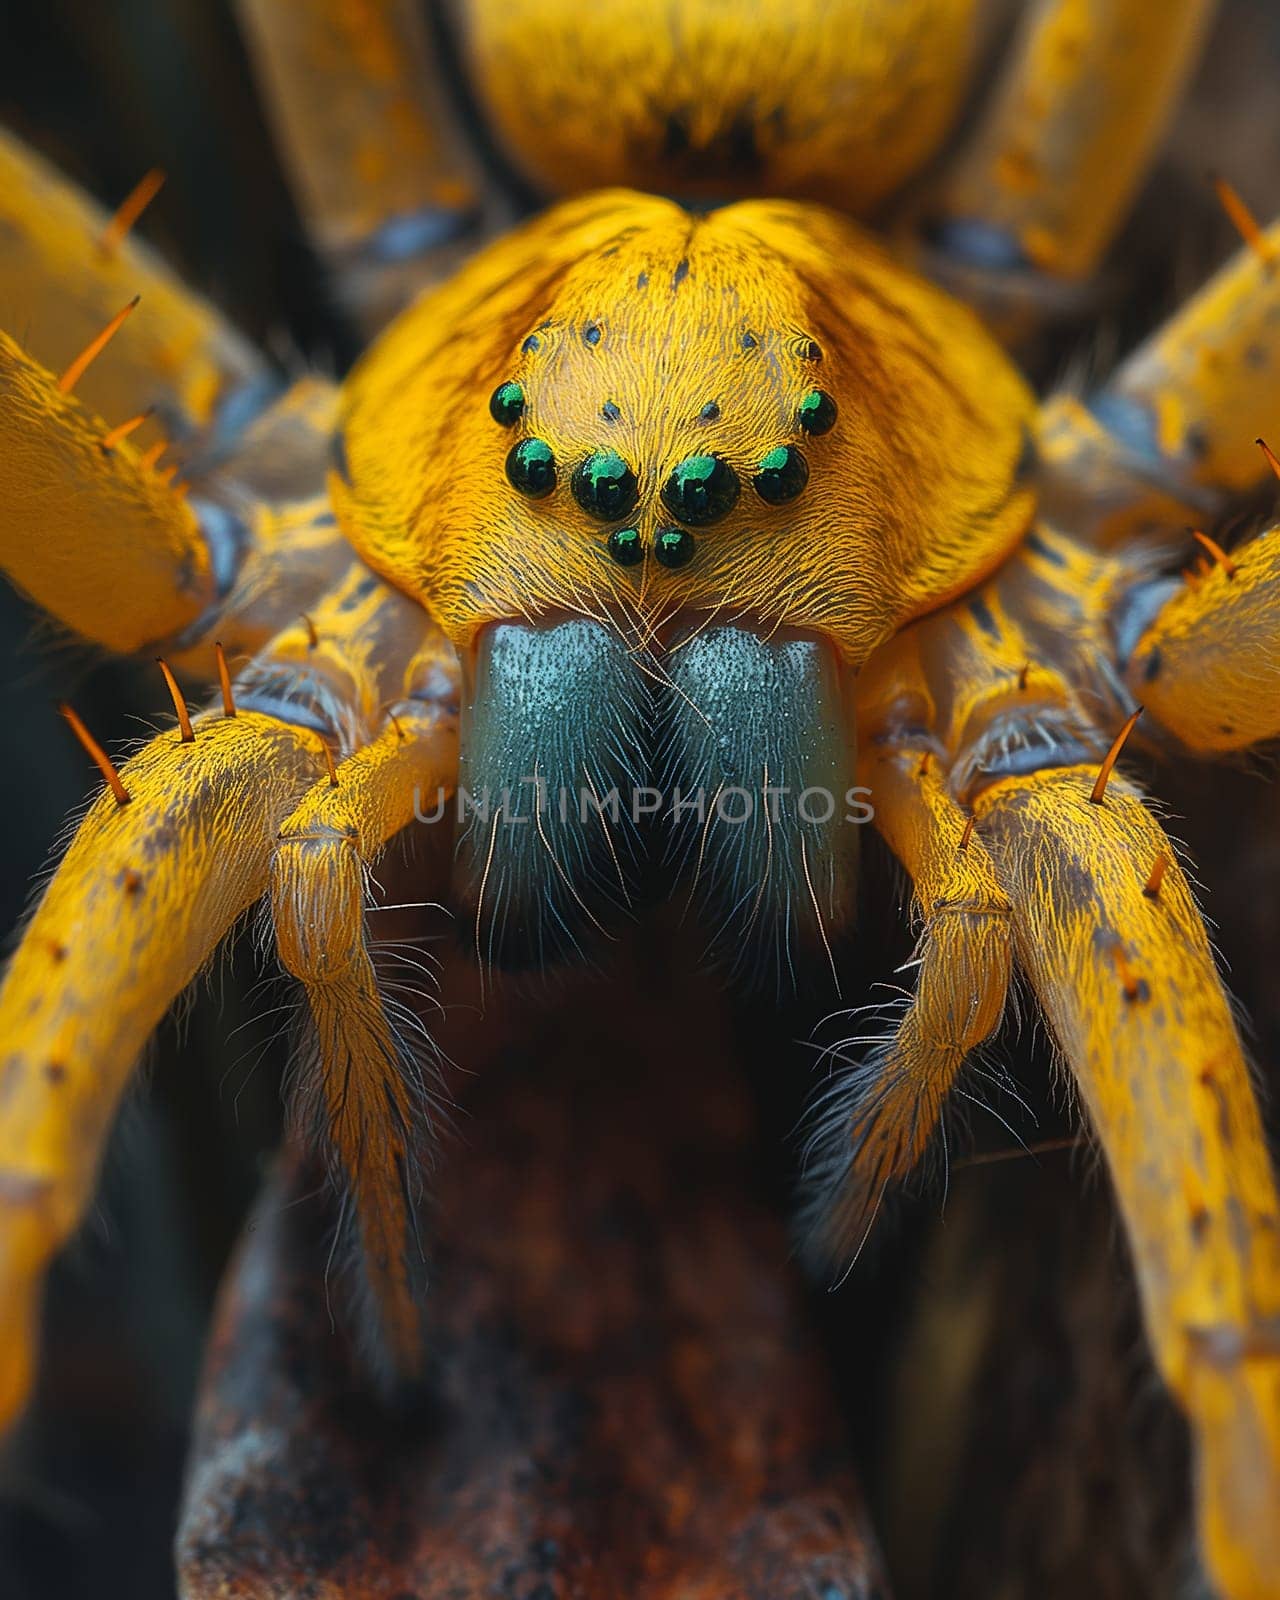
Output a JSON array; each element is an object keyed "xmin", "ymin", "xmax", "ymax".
[
  {"xmin": 0, "ymin": 129, "xmax": 271, "ymax": 450},
  {"xmin": 0, "ymin": 331, "xmax": 352, "ymax": 663},
  {"xmin": 235, "ymin": 0, "xmax": 483, "ymax": 332},
  {"xmin": 916, "ymin": 0, "xmax": 1212, "ymax": 335},
  {"xmin": 0, "ymin": 563, "xmax": 447, "ymax": 1432},
  {"xmin": 1121, "ymin": 521, "xmax": 1280, "ymax": 752},
  {"xmin": 972, "ymin": 766, "xmax": 1280, "ymax": 1600},
  {"xmin": 801, "ymin": 736, "xmax": 1011, "ymax": 1266},
  {"xmin": 0, "ymin": 711, "xmax": 326, "ymax": 1432},
  {"xmin": 0, "ymin": 328, "xmax": 225, "ymax": 652},
  {"xmin": 1040, "ymin": 213, "xmax": 1280, "ymax": 546},
  {"xmin": 270, "ymin": 633, "xmax": 459, "ymax": 1386},
  {"xmin": 843, "ymin": 548, "xmax": 1280, "ymax": 1598}
]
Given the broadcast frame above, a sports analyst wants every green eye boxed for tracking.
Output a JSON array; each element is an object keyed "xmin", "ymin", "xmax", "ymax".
[
  {"xmin": 572, "ymin": 449, "xmax": 639, "ymax": 521},
  {"xmin": 797, "ymin": 389, "xmax": 837, "ymax": 435},
  {"xmin": 607, "ymin": 526, "xmax": 644, "ymax": 566},
  {"xmin": 489, "ymin": 380, "xmax": 525, "ymax": 426},
  {"xmin": 753, "ymin": 444, "xmax": 808, "ymax": 504},
  {"xmin": 654, "ymin": 526, "xmax": 695, "ymax": 568},
  {"xmin": 506, "ymin": 438, "xmax": 556, "ymax": 498},
  {"xmin": 661, "ymin": 454, "xmax": 738, "ymax": 525}
]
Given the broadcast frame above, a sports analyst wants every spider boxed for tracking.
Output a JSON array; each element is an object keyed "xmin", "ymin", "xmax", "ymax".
[{"xmin": 1, "ymin": 2, "xmax": 1279, "ymax": 1596}]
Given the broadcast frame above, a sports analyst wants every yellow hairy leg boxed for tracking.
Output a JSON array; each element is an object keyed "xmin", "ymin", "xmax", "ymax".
[
  {"xmin": 1040, "ymin": 208, "xmax": 1280, "ymax": 546},
  {"xmin": 927, "ymin": 0, "xmax": 1211, "ymax": 281},
  {"xmin": 973, "ymin": 769, "xmax": 1280, "ymax": 1600},
  {"xmin": 236, "ymin": 0, "xmax": 479, "ymax": 328},
  {"xmin": 805, "ymin": 740, "xmax": 1011, "ymax": 1263},
  {"xmin": 272, "ymin": 649, "xmax": 459, "ymax": 1379},
  {"xmin": 1126, "ymin": 524, "xmax": 1280, "ymax": 752},
  {"xmin": 0, "ymin": 328, "xmax": 219, "ymax": 651},
  {"xmin": 0, "ymin": 129, "xmax": 264, "ymax": 443},
  {"xmin": 0, "ymin": 711, "xmax": 327, "ymax": 1432},
  {"xmin": 336, "ymin": 190, "xmax": 1034, "ymax": 666},
  {"xmin": 462, "ymin": 0, "xmax": 978, "ymax": 214}
]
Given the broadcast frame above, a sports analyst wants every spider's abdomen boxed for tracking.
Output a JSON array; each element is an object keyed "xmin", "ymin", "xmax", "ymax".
[
  {"xmin": 456, "ymin": 0, "xmax": 980, "ymax": 217},
  {"xmin": 334, "ymin": 189, "xmax": 1035, "ymax": 667}
]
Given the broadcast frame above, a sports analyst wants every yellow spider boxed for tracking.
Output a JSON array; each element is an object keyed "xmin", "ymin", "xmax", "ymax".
[{"xmin": 1, "ymin": 2, "xmax": 1279, "ymax": 1596}]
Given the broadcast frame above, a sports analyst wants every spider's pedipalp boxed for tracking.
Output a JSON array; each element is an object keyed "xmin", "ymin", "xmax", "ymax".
[
  {"xmin": 235, "ymin": 0, "xmax": 483, "ymax": 332},
  {"xmin": 1123, "ymin": 523, "xmax": 1280, "ymax": 752},
  {"xmin": 799, "ymin": 739, "xmax": 1010, "ymax": 1272},
  {"xmin": 920, "ymin": 0, "xmax": 1212, "ymax": 330},
  {"xmin": 0, "ymin": 708, "xmax": 329, "ymax": 1433},
  {"xmin": 973, "ymin": 766, "xmax": 1280, "ymax": 1600},
  {"xmin": 271, "ymin": 641, "xmax": 460, "ymax": 1387}
]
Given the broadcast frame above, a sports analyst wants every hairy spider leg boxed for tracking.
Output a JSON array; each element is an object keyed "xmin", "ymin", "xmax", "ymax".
[
  {"xmin": 0, "ymin": 327, "xmax": 222, "ymax": 651},
  {"xmin": 821, "ymin": 530, "xmax": 1280, "ymax": 1600},
  {"xmin": 975, "ymin": 769, "xmax": 1280, "ymax": 1600},
  {"xmin": 235, "ymin": 0, "xmax": 483, "ymax": 332},
  {"xmin": 0, "ymin": 559, "xmax": 450, "ymax": 1431},
  {"xmin": 271, "ymin": 635, "xmax": 459, "ymax": 1386},
  {"xmin": 0, "ymin": 326, "xmax": 358, "ymax": 668},
  {"xmin": 1124, "ymin": 519, "xmax": 1280, "ymax": 752},
  {"xmin": 1040, "ymin": 206, "xmax": 1280, "ymax": 545},
  {"xmin": 0, "ymin": 711, "xmax": 327, "ymax": 1433}
]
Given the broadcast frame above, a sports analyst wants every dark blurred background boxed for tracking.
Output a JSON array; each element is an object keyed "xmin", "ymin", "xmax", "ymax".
[{"xmin": 1, "ymin": 3, "xmax": 1279, "ymax": 1597}]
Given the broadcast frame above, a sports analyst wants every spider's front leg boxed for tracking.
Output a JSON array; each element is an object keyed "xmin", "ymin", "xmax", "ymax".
[
  {"xmin": 0, "ymin": 564, "xmax": 459, "ymax": 1429},
  {"xmin": 974, "ymin": 765, "xmax": 1280, "ymax": 1600}
]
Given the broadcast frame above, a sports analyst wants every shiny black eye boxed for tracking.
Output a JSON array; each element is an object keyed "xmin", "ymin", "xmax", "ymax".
[
  {"xmin": 607, "ymin": 527, "xmax": 644, "ymax": 567},
  {"xmin": 489, "ymin": 380, "xmax": 525, "ymax": 426},
  {"xmin": 753, "ymin": 444, "xmax": 808, "ymax": 504},
  {"xmin": 797, "ymin": 389, "xmax": 837, "ymax": 435},
  {"xmin": 654, "ymin": 526, "xmax": 695, "ymax": 568},
  {"xmin": 506, "ymin": 438, "xmax": 556, "ymax": 498},
  {"xmin": 661, "ymin": 454, "xmax": 738, "ymax": 525},
  {"xmin": 572, "ymin": 449, "xmax": 639, "ymax": 521}
]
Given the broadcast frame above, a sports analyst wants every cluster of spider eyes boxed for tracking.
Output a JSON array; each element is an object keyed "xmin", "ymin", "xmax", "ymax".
[{"xmin": 488, "ymin": 379, "xmax": 837, "ymax": 568}]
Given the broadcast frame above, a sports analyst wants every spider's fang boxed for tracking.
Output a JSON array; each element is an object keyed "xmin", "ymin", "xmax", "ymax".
[
  {"xmin": 56, "ymin": 295, "xmax": 140, "ymax": 396},
  {"xmin": 58, "ymin": 703, "xmax": 131, "ymax": 806},
  {"xmin": 98, "ymin": 167, "xmax": 166, "ymax": 257},
  {"xmin": 156, "ymin": 658, "xmax": 195, "ymax": 743},
  {"xmin": 1089, "ymin": 706, "xmax": 1143, "ymax": 805},
  {"xmin": 322, "ymin": 742, "xmax": 339, "ymax": 789}
]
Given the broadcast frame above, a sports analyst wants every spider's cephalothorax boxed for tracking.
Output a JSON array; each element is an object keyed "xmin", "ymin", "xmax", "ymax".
[
  {"xmin": 332, "ymin": 192, "xmax": 1033, "ymax": 969},
  {"xmin": 1, "ymin": 4, "xmax": 1280, "ymax": 1598}
]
